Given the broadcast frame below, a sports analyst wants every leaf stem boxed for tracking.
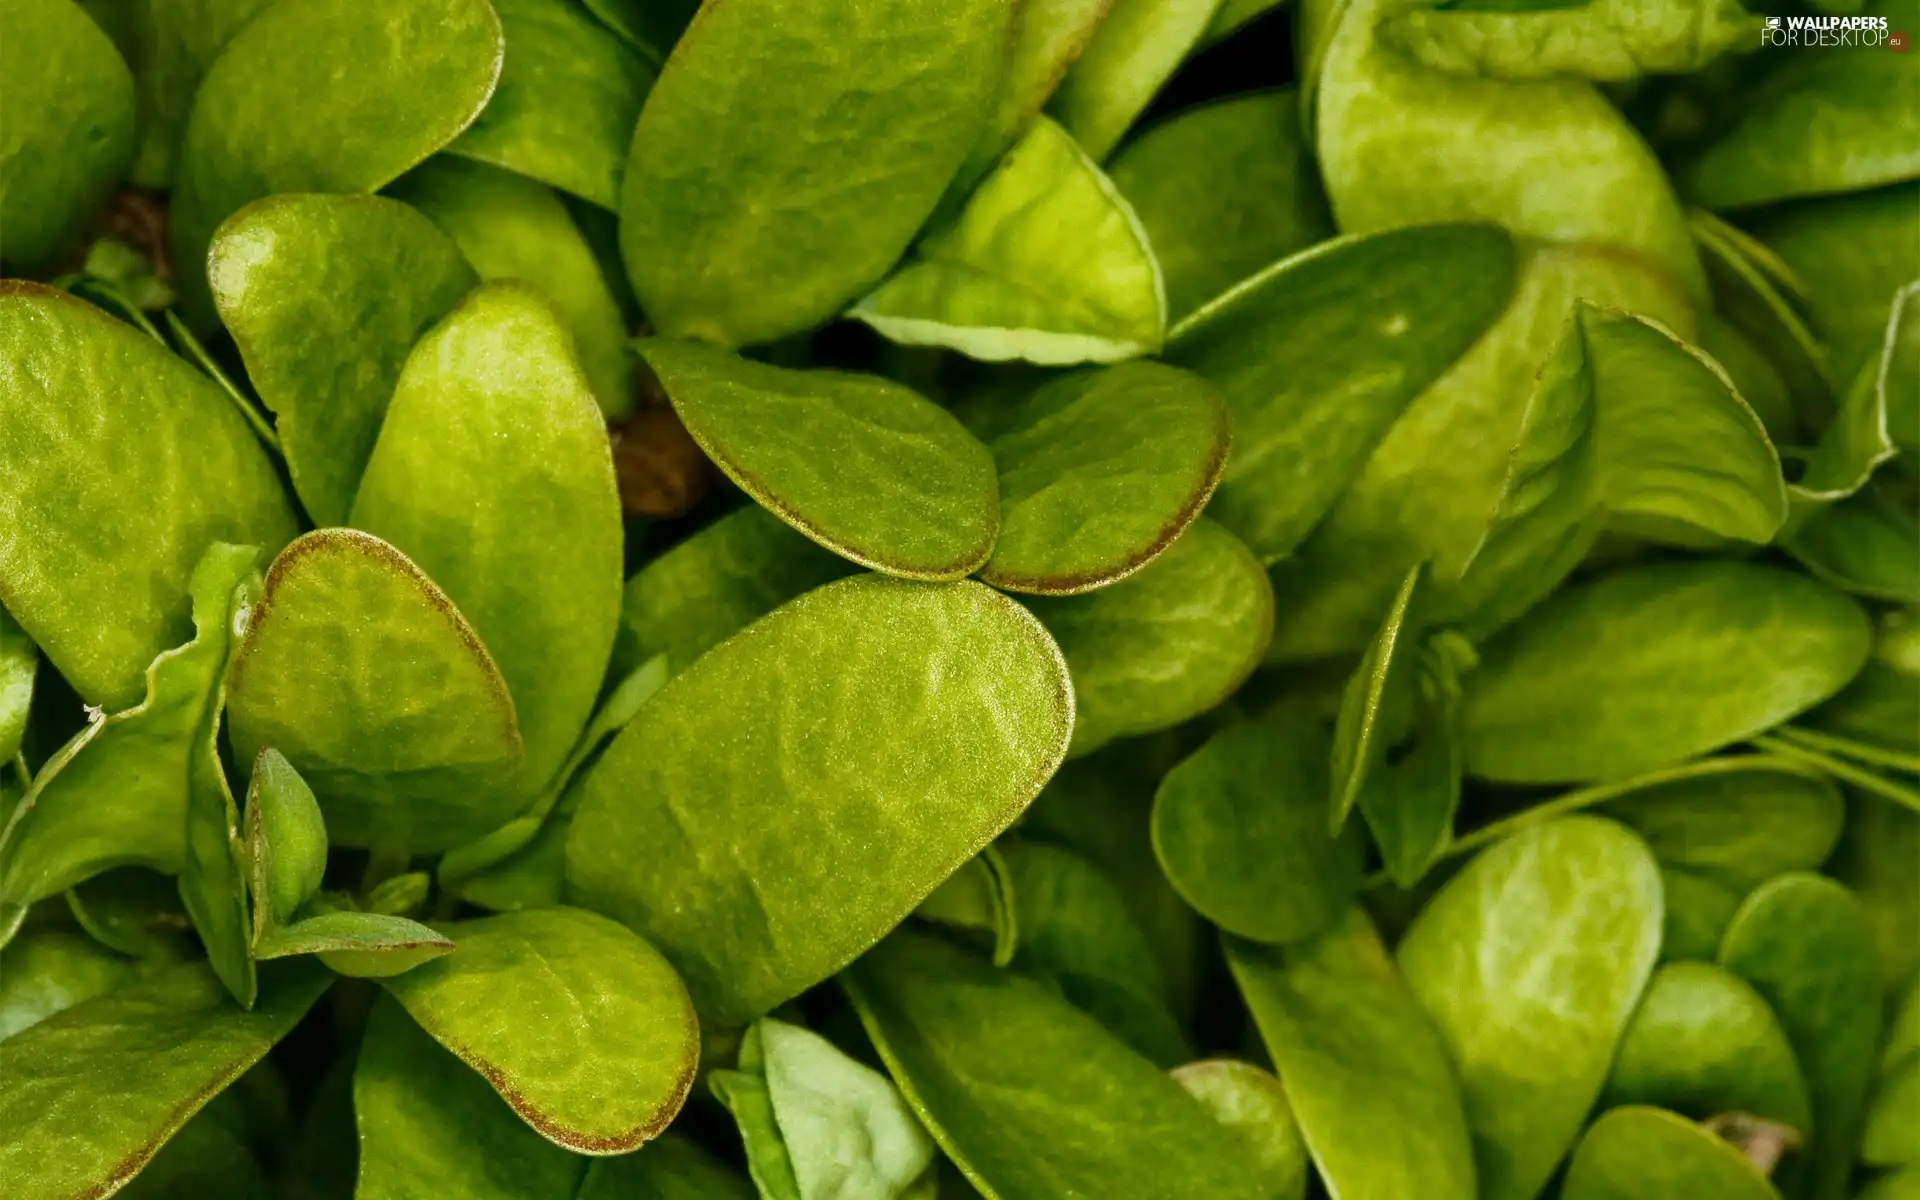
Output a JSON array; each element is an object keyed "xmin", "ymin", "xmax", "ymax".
[
  {"xmin": 68, "ymin": 279, "xmax": 167, "ymax": 345},
  {"xmin": 1750, "ymin": 734, "xmax": 1920, "ymax": 814},
  {"xmin": 1768, "ymin": 725, "xmax": 1920, "ymax": 776},
  {"xmin": 163, "ymin": 311, "xmax": 283, "ymax": 455}
]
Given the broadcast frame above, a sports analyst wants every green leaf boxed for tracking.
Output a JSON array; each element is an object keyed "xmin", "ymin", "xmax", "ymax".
[
  {"xmin": 350, "ymin": 280, "xmax": 623, "ymax": 798},
  {"xmin": 1153, "ymin": 708, "xmax": 1364, "ymax": 944},
  {"xmin": 1719, "ymin": 872, "xmax": 1883, "ymax": 1200},
  {"xmin": 719, "ymin": 1017, "xmax": 938, "ymax": 1200},
  {"xmin": 66, "ymin": 868, "xmax": 198, "ymax": 961},
  {"xmin": 1226, "ymin": 908, "xmax": 1477, "ymax": 1200},
  {"xmin": 1397, "ymin": 816, "xmax": 1664, "ymax": 1200},
  {"xmin": 0, "ymin": 608, "xmax": 32, "ymax": 766},
  {"xmin": 975, "ymin": 362, "xmax": 1230, "ymax": 594},
  {"xmin": 568, "ymin": 574, "xmax": 1072, "ymax": 1026},
  {"xmin": 1857, "ymin": 1167, "xmax": 1920, "ymax": 1200},
  {"xmin": 1783, "ymin": 477, "xmax": 1920, "ymax": 605},
  {"xmin": 1204, "ymin": 0, "xmax": 1286, "ymax": 39},
  {"xmin": 1596, "ymin": 758, "xmax": 1847, "ymax": 892},
  {"xmin": 226, "ymin": 529, "xmax": 526, "ymax": 852},
  {"xmin": 365, "ymin": 872, "xmax": 432, "ymax": 918},
  {"xmin": 391, "ymin": 155, "xmax": 638, "ymax": 419},
  {"xmin": 169, "ymin": 0, "xmax": 504, "ymax": 323},
  {"xmin": 257, "ymin": 910, "xmax": 453, "ymax": 979},
  {"xmin": 1164, "ymin": 225, "xmax": 1517, "ymax": 564},
  {"xmin": 914, "ymin": 848, "xmax": 1019, "ymax": 968},
  {"xmin": 0, "ymin": 959, "xmax": 329, "ymax": 1200},
  {"xmin": 1865, "ymin": 1052, "xmax": 1920, "ymax": 1167},
  {"xmin": 117, "ymin": 1094, "xmax": 271, "ymax": 1200},
  {"xmin": 611, "ymin": 504, "xmax": 857, "ymax": 681},
  {"xmin": 1679, "ymin": 47, "xmax": 1920, "ymax": 210},
  {"xmin": 1380, "ymin": 0, "xmax": 1757, "ymax": 83},
  {"xmin": 709, "ymin": 1065, "xmax": 803, "ymax": 1200},
  {"xmin": 1027, "ymin": 519, "xmax": 1271, "ymax": 757},
  {"xmin": 1107, "ymin": 89, "xmax": 1334, "ymax": 322},
  {"xmin": 952, "ymin": 0, "xmax": 1113, "ymax": 189},
  {"xmin": 845, "ymin": 929, "xmax": 1270, "ymax": 1200},
  {"xmin": 1602, "ymin": 962, "xmax": 1814, "ymax": 1135},
  {"xmin": 0, "ymin": 282, "xmax": 298, "ymax": 709},
  {"xmin": 576, "ymin": 1136, "xmax": 756, "ymax": 1200},
  {"xmin": 243, "ymin": 748, "xmax": 328, "ymax": 938},
  {"xmin": 1045, "ymin": 0, "xmax": 1222, "ymax": 160},
  {"xmin": 1693, "ymin": 210, "xmax": 1832, "ymax": 428},
  {"xmin": 1329, "ymin": 562, "xmax": 1423, "ymax": 831},
  {"xmin": 208, "ymin": 193, "xmax": 479, "ymax": 526},
  {"xmin": 1002, "ymin": 840, "xmax": 1190, "ymax": 1066},
  {"xmin": 354, "ymin": 992, "xmax": 584, "ymax": 1200},
  {"xmin": 1561, "ymin": 1106, "xmax": 1782, "ymax": 1200},
  {"xmin": 1830, "ymin": 792, "xmax": 1920, "ymax": 1000},
  {"xmin": 577, "ymin": 0, "xmax": 694, "ymax": 63},
  {"xmin": 1168, "ymin": 1060, "xmax": 1311, "ymax": 1200},
  {"xmin": 445, "ymin": 0, "xmax": 656, "ymax": 210},
  {"xmin": 105, "ymin": 0, "xmax": 275, "ymax": 188},
  {"xmin": 852, "ymin": 117, "xmax": 1166, "ymax": 365},
  {"xmin": 0, "ymin": 0, "xmax": 134, "ymax": 272},
  {"xmin": 1460, "ymin": 562, "xmax": 1872, "ymax": 784},
  {"xmin": 639, "ymin": 339, "xmax": 1001, "ymax": 581},
  {"xmin": 382, "ymin": 906, "xmax": 697, "ymax": 1153},
  {"xmin": 618, "ymin": 0, "xmax": 1012, "ymax": 347},
  {"xmin": 0, "ymin": 927, "xmax": 139, "ymax": 1041},
  {"xmin": 1357, "ymin": 635, "xmax": 1468, "ymax": 888},
  {"xmin": 0, "ymin": 543, "xmax": 260, "ymax": 919}
]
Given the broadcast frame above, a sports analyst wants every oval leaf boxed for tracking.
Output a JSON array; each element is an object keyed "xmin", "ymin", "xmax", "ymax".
[
  {"xmin": 1045, "ymin": 0, "xmax": 1221, "ymax": 160},
  {"xmin": 1397, "ymin": 816, "xmax": 1664, "ymax": 1200},
  {"xmin": 853, "ymin": 117, "xmax": 1166, "ymax": 365},
  {"xmin": 618, "ymin": 0, "xmax": 1012, "ymax": 346},
  {"xmin": 226, "ymin": 529, "xmax": 525, "ymax": 852},
  {"xmin": 567, "ymin": 575, "xmax": 1072, "ymax": 1026},
  {"xmin": 1562, "ymin": 1106, "xmax": 1782, "ymax": 1200},
  {"xmin": 1461, "ymin": 561, "xmax": 1872, "ymax": 783},
  {"xmin": 244, "ymin": 748, "xmax": 328, "ymax": 939},
  {"xmin": 640, "ymin": 339, "xmax": 1001, "ymax": 580},
  {"xmin": 1169, "ymin": 1060, "xmax": 1311, "ymax": 1200},
  {"xmin": 381, "ymin": 906, "xmax": 698, "ymax": 1153}
]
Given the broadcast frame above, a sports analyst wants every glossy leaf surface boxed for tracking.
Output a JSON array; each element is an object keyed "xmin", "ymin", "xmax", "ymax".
[
  {"xmin": 1461, "ymin": 562, "xmax": 1872, "ymax": 783},
  {"xmin": 1028, "ymin": 519, "xmax": 1271, "ymax": 757},
  {"xmin": 619, "ymin": 0, "xmax": 1011, "ymax": 347},
  {"xmin": 0, "ymin": 282, "xmax": 298, "ymax": 708},
  {"xmin": 1560, "ymin": 1106, "xmax": 1781, "ymax": 1200},
  {"xmin": 170, "ymin": 0, "xmax": 503, "ymax": 320},
  {"xmin": 978, "ymin": 362, "xmax": 1230, "ymax": 594},
  {"xmin": 853, "ymin": 117, "xmax": 1166, "ymax": 365},
  {"xmin": 226, "ymin": 530, "xmax": 525, "ymax": 852},
  {"xmin": 1398, "ymin": 817, "xmax": 1664, "ymax": 1200},
  {"xmin": 640, "ymin": 339, "xmax": 1000, "ymax": 581},
  {"xmin": 382, "ymin": 906, "xmax": 698, "ymax": 1153},
  {"xmin": 351, "ymin": 281, "xmax": 623, "ymax": 797},
  {"xmin": 1228, "ymin": 908, "xmax": 1477, "ymax": 1200},
  {"xmin": 209, "ymin": 193, "xmax": 478, "ymax": 526},
  {"xmin": 846, "ymin": 929, "xmax": 1269, "ymax": 1200},
  {"xmin": 568, "ymin": 575, "xmax": 1072, "ymax": 1025}
]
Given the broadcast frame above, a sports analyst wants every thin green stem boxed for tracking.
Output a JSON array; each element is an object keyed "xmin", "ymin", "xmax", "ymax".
[
  {"xmin": 70, "ymin": 279, "xmax": 167, "ymax": 345},
  {"xmin": 1770, "ymin": 725, "xmax": 1920, "ymax": 776},
  {"xmin": 163, "ymin": 311, "xmax": 283, "ymax": 455},
  {"xmin": 1751, "ymin": 735, "xmax": 1920, "ymax": 814}
]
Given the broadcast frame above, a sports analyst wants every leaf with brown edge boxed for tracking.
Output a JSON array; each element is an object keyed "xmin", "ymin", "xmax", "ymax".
[
  {"xmin": 380, "ymin": 906, "xmax": 699, "ymax": 1154},
  {"xmin": 0, "ymin": 959, "xmax": 330, "ymax": 1200}
]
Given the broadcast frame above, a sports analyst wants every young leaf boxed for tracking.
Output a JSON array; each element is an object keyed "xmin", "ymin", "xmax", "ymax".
[
  {"xmin": 445, "ymin": 0, "xmax": 655, "ymax": 210},
  {"xmin": 611, "ymin": 504, "xmax": 857, "ymax": 680},
  {"xmin": 852, "ymin": 117, "xmax": 1166, "ymax": 365},
  {"xmin": 1719, "ymin": 872, "xmax": 1883, "ymax": 1200},
  {"xmin": 391, "ymin": 155, "xmax": 638, "ymax": 419},
  {"xmin": 1164, "ymin": 225, "xmax": 1516, "ymax": 564},
  {"xmin": 1045, "ymin": 0, "xmax": 1222, "ymax": 160},
  {"xmin": 708, "ymin": 1065, "xmax": 802, "ymax": 1200},
  {"xmin": 1226, "ymin": 909, "xmax": 1477, "ymax": 1200},
  {"xmin": 0, "ymin": 282, "xmax": 298, "ymax": 709},
  {"xmin": 226, "ymin": 529, "xmax": 525, "ymax": 852},
  {"xmin": 0, "ymin": 543, "xmax": 261, "ymax": 924},
  {"xmin": 1027, "ymin": 519, "xmax": 1272, "ymax": 757},
  {"xmin": 354, "ymin": 993, "xmax": 584, "ymax": 1200},
  {"xmin": 208, "ymin": 193, "xmax": 479, "ymax": 525},
  {"xmin": 976, "ymin": 361, "xmax": 1231, "ymax": 594},
  {"xmin": 243, "ymin": 748, "xmax": 328, "ymax": 939},
  {"xmin": 1380, "ymin": 0, "xmax": 1757, "ymax": 83},
  {"xmin": 1601, "ymin": 962, "xmax": 1813, "ymax": 1136},
  {"xmin": 1357, "ymin": 635, "xmax": 1467, "ymax": 887},
  {"xmin": 381, "ymin": 906, "xmax": 698, "ymax": 1153},
  {"xmin": 1107, "ymin": 89, "xmax": 1334, "ymax": 322},
  {"xmin": 568, "ymin": 575, "xmax": 1072, "ymax": 1026},
  {"xmin": 1397, "ymin": 817, "xmax": 1664, "ymax": 1200},
  {"xmin": 914, "ymin": 849, "xmax": 1019, "ymax": 968},
  {"xmin": 845, "ymin": 929, "xmax": 1272, "ymax": 1200},
  {"xmin": 639, "ymin": 339, "xmax": 1001, "ymax": 581},
  {"xmin": 1329, "ymin": 562, "xmax": 1423, "ymax": 831},
  {"xmin": 0, "ymin": 0, "xmax": 135, "ymax": 272},
  {"xmin": 0, "ymin": 959, "xmax": 329, "ymax": 1200},
  {"xmin": 1460, "ymin": 561, "xmax": 1872, "ymax": 783},
  {"xmin": 618, "ymin": 0, "xmax": 1013, "ymax": 347},
  {"xmin": 1169, "ymin": 1060, "xmax": 1311, "ymax": 1200},
  {"xmin": 350, "ymin": 281, "xmax": 624, "ymax": 798},
  {"xmin": 1561, "ymin": 1106, "xmax": 1782, "ymax": 1200},
  {"xmin": 169, "ymin": 0, "xmax": 504, "ymax": 322},
  {"xmin": 256, "ymin": 910, "xmax": 453, "ymax": 979},
  {"xmin": 0, "ymin": 928, "xmax": 139, "ymax": 1040},
  {"xmin": 1152, "ymin": 708, "xmax": 1365, "ymax": 945}
]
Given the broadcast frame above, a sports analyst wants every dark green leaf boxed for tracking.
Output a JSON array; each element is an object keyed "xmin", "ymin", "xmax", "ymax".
[
  {"xmin": 1046, "ymin": 0, "xmax": 1222, "ymax": 160},
  {"xmin": 914, "ymin": 848, "xmax": 1018, "ymax": 968},
  {"xmin": 0, "ymin": 927, "xmax": 138, "ymax": 1040},
  {"xmin": 576, "ymin": 1135, "xmax": 756, "ymax": 1200},
  {"xmin": 66, "ymin": 868, "xmax": 197, "ymax": 961},
  {"xmin": 567, "ymin": 575, "xmax": 1072, "ymax": 1026}
]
